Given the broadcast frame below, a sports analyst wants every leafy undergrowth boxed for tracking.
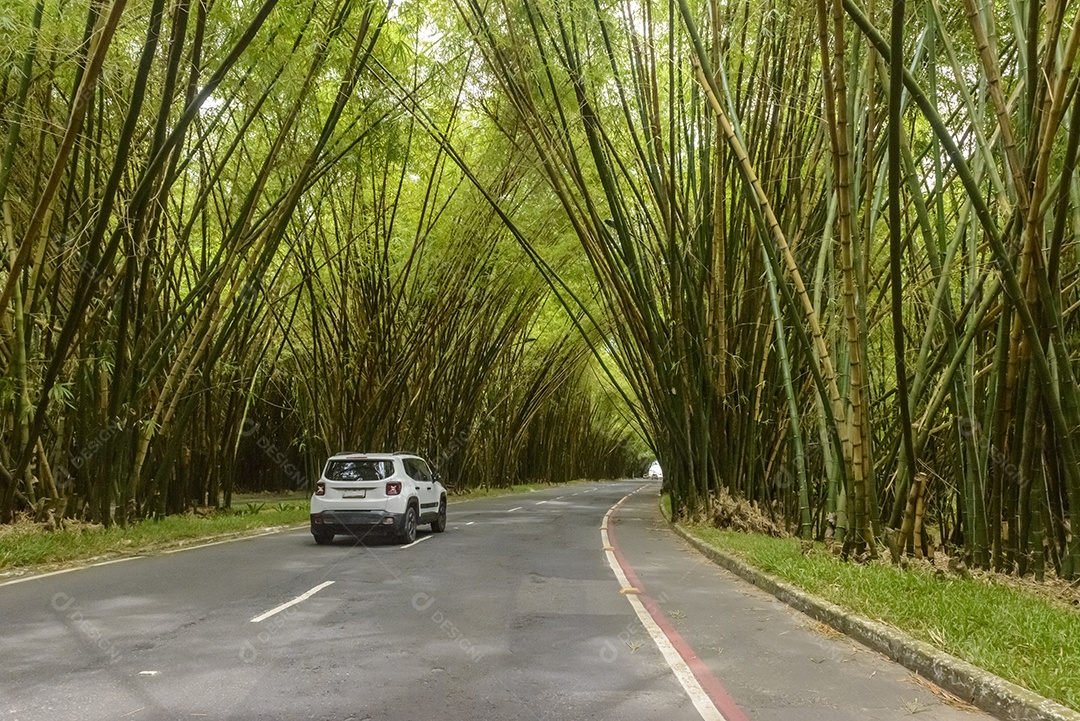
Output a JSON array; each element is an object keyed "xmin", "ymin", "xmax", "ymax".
[
  {"xmin": 703, "ymin": 486, "xmax": 786, "ymax": 537},
  {"xmin": 670, "ymin": 502, "xmax": 1080, "ymax": 711},
  {"xmin": 231, "ymin": 491, "xmax": 310, "ymax": 505},
  {"xmin": 0, "ymin": 503, "xmax": 310, "ymax": 573}
]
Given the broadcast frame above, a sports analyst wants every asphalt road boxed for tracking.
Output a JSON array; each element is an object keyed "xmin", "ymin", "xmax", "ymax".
[{"xmin": 0, "ymin": 480, "xmax": 991, "ymax": 721}]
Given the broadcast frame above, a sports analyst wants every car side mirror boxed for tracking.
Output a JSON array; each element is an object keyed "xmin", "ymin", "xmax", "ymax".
[{"xmin": 432, "ymin": 472, "xmax": 441, "ymax": 483}]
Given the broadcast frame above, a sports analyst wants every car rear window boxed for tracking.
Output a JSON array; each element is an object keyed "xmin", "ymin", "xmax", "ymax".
[{"xmin": 324, "ymin": 459, "xmax": 394, "ymax": 481}]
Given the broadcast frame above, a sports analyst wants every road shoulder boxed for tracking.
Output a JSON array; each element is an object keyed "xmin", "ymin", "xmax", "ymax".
[
  {"xmin": 664, "ymin": 505, "xmax": 1080, "ymax": 721},
  {"xmin": 608, "ymin": 485, "xmax": 994, "ymax": 721}
]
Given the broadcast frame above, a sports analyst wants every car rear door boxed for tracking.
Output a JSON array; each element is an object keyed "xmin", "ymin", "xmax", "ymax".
[{"xmin": 408, "ymin": 458, "xmax": 437, "ymax": 514}]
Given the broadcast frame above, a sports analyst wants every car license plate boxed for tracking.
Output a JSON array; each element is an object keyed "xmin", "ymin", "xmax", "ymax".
[{"xmin": 343, "ymin": 490, "xmax": 366, "ymax": 499}]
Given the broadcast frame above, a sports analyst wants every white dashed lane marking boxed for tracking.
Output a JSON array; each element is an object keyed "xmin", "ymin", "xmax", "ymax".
[{"xmin": 251, "ymin": 581, "xmax": 335, "ymax": 623}]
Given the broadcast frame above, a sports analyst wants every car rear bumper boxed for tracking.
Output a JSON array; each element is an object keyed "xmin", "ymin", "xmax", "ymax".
[{"xmin": 310, "ymin": 510, "xmax": 404, "ymax": 536}]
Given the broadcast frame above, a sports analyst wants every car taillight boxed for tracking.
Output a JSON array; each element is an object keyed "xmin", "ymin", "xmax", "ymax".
[
  {"xmin": 385, "ymin": 481, "xmax": 402, "ymax": 496},
  {"xmin": 315, "ymin": 481, "xmax": 325, "ymax": 496}
]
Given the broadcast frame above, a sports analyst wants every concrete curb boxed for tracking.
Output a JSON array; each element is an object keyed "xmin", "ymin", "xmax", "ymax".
[{"xmin": 666, "ymin": 517, "xmax": 1080, "ymax": 721}]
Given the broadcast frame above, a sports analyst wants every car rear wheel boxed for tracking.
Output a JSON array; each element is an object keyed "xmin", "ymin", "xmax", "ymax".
[
  {"xmin": 398, "ymin": 505, "xmax": 418, "ymax": 544},
  {"xmin": 313, "ymin": 531, "xmax": 334, "ymax": 545},
  {"xmin": 431, "ymin": 500, "xmax": 446, "ymax": 533}
]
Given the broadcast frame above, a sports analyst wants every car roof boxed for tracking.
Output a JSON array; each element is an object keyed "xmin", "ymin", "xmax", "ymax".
[{"xmin": 327, "ymin": 452, "xmax": 418, "ymax": 460}]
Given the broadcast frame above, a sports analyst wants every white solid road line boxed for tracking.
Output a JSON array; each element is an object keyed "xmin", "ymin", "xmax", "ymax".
[
  {"xmin": 508, "ymin": 506, "xmax": 522, "ymax": 512},
  {"xmin": 400, "ymin": 536, "xmax": 431, "ymax": 549},
  {"xmin": 601, "ymin": 491, "xmax": 728, "ymax": 721},
  {"xmin": 161, "ymin": 525, "xmax": 308, "ymax": 555},
  {"xmin": 0, "ymin": 524, "xmax": 308, "ymax": 589},
  {"xmin": 0, "ymin": 557, "xmax": 140, "ymax": 588},
  {"xmin": 250, "ymin": 581, "xmax": 335, "ymax": 623}
]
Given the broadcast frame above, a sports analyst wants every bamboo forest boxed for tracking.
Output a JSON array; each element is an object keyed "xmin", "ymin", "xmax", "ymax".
[{"xmin": 2, "ymin": 0, "xmax": 1080, "ymax": 583}]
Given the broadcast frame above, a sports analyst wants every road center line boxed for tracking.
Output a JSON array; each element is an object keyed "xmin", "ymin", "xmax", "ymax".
[
  {"xmin": 601, "ymin": 490, "xmax": 747, "ymax": 721},
  {"xmin": 400, "ymin": 536, "xmax": 431, "ymax": 549},
  {"xmin": 251, "ymin": 581, "xmax": 335, "ymax": 623},
  {"xmin": 536, "ymin": 500, "xmax": 548, "ymax": 505},
  {"xmin": 508, "ymin": 506, "xmax": 522, "ymax": 512}
]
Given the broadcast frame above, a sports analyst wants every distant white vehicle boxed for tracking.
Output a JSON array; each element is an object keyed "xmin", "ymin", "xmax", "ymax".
[{"xmin": 647, "ymin": 460, "xmax": 663, "ymax": 479}]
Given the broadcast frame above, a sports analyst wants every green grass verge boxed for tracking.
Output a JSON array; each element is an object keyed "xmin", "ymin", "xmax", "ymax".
[
  {"xmin": 0, "ymin": 502, "xmax": 310, "ymax": 573},
  {"xmin": 667, "ymin": 500, "xmax": 1080, "ymax": 711}
]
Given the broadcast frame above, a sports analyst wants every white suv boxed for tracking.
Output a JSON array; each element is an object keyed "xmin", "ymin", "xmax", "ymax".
[{"xmin": 309, "ymin": 452, "xmax": 447, "ymax": 545}]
